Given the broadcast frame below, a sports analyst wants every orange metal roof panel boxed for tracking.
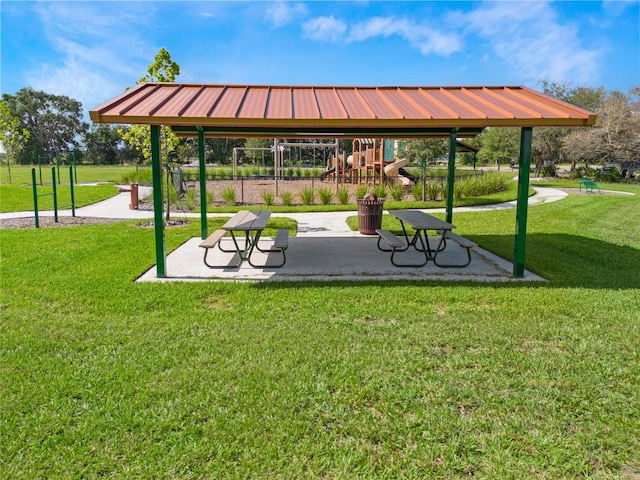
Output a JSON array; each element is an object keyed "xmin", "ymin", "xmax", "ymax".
[
  {"xmin": 211, "ymin": 86, "xmax": 246, "ymax": 118},
  {"xmin": 335, "ymin": 88, "xmax": 375, "ymax": 119},
  {"xmin": 151, "ymin": 85, "xmax": 199, "ymax": 117},
  {"xmin": 378, "ymin": 88, "xmax": 428, "ymax": 119},
  {"xmin": 358, "ymin": 88, "xmax": 404, "ymax": 119},
  {"xmin": 292, "ymin": 87, "xmax": 320, "ymax": 119},
  {"xmin": 406, "ymin": 88, "xmax": 458, "ymax": 119},
  {"xmin": 238, "ymin": 86, "xmax": 268, "ymax": 118},
  {"xmin": 178, "ymin": 86, "xmax": 224, "ymax": 117},
  {"xmin": 313, "ymin": 88, "xmax": 348, "ymax": 119},
  {"xmin": 267, "ymin": 87, "xmax": 292, "ymax": 119},
  {"xmin": 89, "ymin": 83, "xmax": 597, "ymax": 130},
  {"xmin": 120, "ymin": 84, "xmax": 177, "ymax": 116}
]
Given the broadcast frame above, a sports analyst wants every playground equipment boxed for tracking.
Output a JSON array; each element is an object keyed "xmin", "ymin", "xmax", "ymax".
[
  {"xmin": 323, "ymin": 138, "xmax": 415, "ymax": 186},
  {"xmin": 31, "ymin": 166, "xmax": 75, "ymax": 227}
]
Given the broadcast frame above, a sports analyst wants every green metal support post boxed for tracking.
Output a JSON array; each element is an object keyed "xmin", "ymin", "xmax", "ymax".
[
  {"xmin": 197, "ymin": 127, "xmax": 208, "ymax": 240},
  {"xmin": 31, "ymin": 168, "xmax": 39, "ymax": 228},
  {"xmin": 69, "ymin": 165, "xmax": 76, "ymax": 217},
  {"xmin": 51, "ymin": 167, "xmax": 58, "ymax": 223},
  {"xmin": 445, "ymin": 129, "xmax": 457, "ymax": 224},
  {"xmin": 151, "ymin": 125, "xmax": 166, "ymax": 278},
  {"xmin": 513, "ymin": 127, "xmax": 533, "ymax": 277}
]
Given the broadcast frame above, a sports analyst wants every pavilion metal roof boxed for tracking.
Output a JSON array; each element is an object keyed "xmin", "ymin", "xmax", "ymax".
[{"xmin": 90, "ymin": 83, "xmax": 597, "ymax": 138}]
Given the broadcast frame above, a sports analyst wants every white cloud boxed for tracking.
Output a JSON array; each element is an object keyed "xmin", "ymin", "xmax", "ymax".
[
  {"xmin": 302, "ymin": 16, "xmax": 348, "ymax": 42},
  {"xmin": 349, "ymin": 17, "xmax": 461, "ymax": 55},
  {"xmin": 25, "ymin": 2, "xmax": 156, "ymax": 112},
  {"xmin": 266, "ymin": 1, "xmax": 308, "ymax": 27},
  {"xmin": 303, "ymin": 14, "xmax": 460, "ymax": 55},
  {"xmin": 459, "ymin": 1, "xmax": 603, "ymax": 84}
]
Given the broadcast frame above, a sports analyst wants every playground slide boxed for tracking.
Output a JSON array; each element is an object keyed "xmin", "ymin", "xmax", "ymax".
[
  {"xmin": 318, "ymin": 167, "xmax": 335, "ymax": 180},
  {"xmin": 384, "ymin": 159, "xmax": 414, "ymax": 186}
]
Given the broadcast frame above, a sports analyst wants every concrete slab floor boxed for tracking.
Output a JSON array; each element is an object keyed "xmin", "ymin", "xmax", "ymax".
[{"xmin": 137, "ymin": 234, "xmax": 545, "ymax": 283}]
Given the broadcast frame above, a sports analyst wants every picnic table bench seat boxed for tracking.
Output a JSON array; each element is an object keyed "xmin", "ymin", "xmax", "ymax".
[
  {"xmin": 249, "ymin": 229, "xmax": 289, "ymax": 268},
  {"xmin": 433, "ymin": 232, "xmax": 477, "ymax": 268},
  {"xmin": 375, "ymin": 228, "xmax": 428, "ymax": 267},
  {"xmin": 200, "ymin": 230, "xmax": 243, "ymax": 268}
]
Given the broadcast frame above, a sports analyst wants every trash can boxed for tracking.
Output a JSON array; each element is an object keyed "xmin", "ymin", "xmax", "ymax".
[
  {"xmin": 357, "ymin": 193, "xmax": 384, "ymax": 235},
  {"xmin": 129, "ymin": 183, "xmax": 139, "ymax": 210}
]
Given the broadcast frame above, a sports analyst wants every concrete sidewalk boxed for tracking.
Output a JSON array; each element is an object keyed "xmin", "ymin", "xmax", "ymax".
[{"xmin": 2, "ymin": 186, "xmax": 565, "ymax": 283}]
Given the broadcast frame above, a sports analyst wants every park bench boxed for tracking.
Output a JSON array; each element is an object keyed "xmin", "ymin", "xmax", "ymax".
[{"xmin": 579, "ymin": 177, "xmax": 601, "ymax": 194}]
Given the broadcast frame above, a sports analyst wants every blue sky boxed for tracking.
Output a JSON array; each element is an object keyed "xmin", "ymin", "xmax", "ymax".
[{"xmin": 1, "ymin": 1, "xmax": 638, "ymax": 119}]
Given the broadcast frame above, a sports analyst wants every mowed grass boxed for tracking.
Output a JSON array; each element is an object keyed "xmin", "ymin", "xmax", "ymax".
[{"xmin": 1, "ymin": 189, "xmax": 639, "ymax": 477}]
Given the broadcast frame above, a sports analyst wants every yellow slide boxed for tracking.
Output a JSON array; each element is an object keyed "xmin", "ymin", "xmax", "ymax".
[{"xmin": 384, "ymin": 158, "xmax": 413, "ymax": 185}]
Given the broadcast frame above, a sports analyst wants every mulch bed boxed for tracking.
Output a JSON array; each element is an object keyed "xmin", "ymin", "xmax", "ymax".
[{"xmin": 0, "ymin": 216, "xmax": 190, "ymax": 229}]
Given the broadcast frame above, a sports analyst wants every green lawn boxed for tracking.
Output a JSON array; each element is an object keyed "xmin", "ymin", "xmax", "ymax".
[{"xmin": 1, "ymin": 186, "xmax": 639, "ymax": 477}]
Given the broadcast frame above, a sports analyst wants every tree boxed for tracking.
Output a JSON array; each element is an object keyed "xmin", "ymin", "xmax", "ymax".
[
  {"xmin": 0, "ymin": 100, "xmax": 30, "ymax": 183},
  {"xmin": 477, "ymin": 127, "xmax": 520, "ymax": 168},
  {"xmin": 118, "ymin": 48, "xmax": 181, "ymax": 220},
  {"xmin": 563, "ymin": 87, "xmax": 640, "ymax": 169},
  {"xmin": 398, "ymin": 139, "xmax": 449, "ymax": 165},
  {"xmin": 2, "ymin": 88, "xmax": 88, "ymax": 164},
  {"xmin": 537, "ymin": 82, "xmax": 607, "ymax": 173},
  {"xmin": 84, "ymin": 124, "xmax": 138, "ymax": 165}
]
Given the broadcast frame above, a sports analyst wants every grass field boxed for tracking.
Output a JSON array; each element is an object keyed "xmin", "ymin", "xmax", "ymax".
[{"xmin": 1, "ymin": 174, "xmax": 639, "ymax": 477}]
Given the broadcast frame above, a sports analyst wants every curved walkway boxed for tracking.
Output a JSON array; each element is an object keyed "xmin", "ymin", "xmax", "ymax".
[{"xmin": 0, "ymin": 186, "xmax": 568, "ymax": 237}]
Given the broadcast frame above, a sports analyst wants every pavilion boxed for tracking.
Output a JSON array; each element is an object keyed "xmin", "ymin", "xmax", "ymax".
[{"xmin": 90, "ymin": 84, "xmax": 596, "ymax": 278}]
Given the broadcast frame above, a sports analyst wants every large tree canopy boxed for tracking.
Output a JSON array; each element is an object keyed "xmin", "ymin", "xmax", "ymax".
[{"xmin": 1, "ymin": 88, "xmax": 88, "ymax": 164}]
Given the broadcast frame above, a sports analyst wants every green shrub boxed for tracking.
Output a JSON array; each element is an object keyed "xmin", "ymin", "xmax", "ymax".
[
  {"xmin": 337, "ymin": 186, "xmax": 350, "ymax": 205},
  {"xmin": 299, "ymin": 187, "xmax": 315, "ymax": 205},
  {"xmin": 426, "ymin": 182, "xmax": 441, "ymax": 201},
  {"xmin": 412, "ymin": 183, "xmax": 423, "ymax": 201},
  {"xmin": 373, "ymin": 184, "xmax": 387, "ymax": 199},
  {"xmin": 279, "ymin": 190, "xmax": 293, "ymax": 206},
  {"xmin": 541, "ymin": 164, "xmax": 557, "ymax": 177},
  {"xmin": 570, "ymin": 166, "xmax": 597, "ymax": 180},
  {"xmin": 388, "ymin": 183, "xmax": 405, "ymax": 201},
  {"xmin": 185, "ymin": 189, "xmax": 198, "ymax": 210},
  {"xmin": 221, "ymin": 186, "xmax": 237, "ymax": 206},
  {"xmin": 318, "ymin": 187, "xmax": 334, "ymax": 205},
  {"xmin": 260, "ymin": 190, "xmax": 275, "ymax": 206},
  {"xmin": 355, "ymin": 185, "xmax": 369, "ymax": 199},
  {"xmin": 120, "ymin": 168, "xmax": 153, "ymax": 186}
]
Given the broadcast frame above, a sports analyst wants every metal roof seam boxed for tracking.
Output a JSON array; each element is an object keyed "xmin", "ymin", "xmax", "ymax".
[
  {"xmin": 206, "ymin": 85, "xmax": 226, "ymax": 118},
  {"xmin": 481, "ymin": 87, "xmax": 542, "ymax": 118},
  {"xmin": 149, "ymin": 84, "xmax": 183, "ymax": 116},
  {"xmin": 118, "ymin": 83, "xmax": 160, "ymax": 116},
  {"xmin": 332, "ymin": 87, "xmax": 349, "ymax": 119},
  {"xmin": 177, "ymin": 85, "xmax": 206, "ymax": 117},
  {"xmin": 420, "ymin": 88, "xmax": 460, "ymax": 119},
  {"xmin": 463, "ymin": 88, "xmax": 515, "ymax": 119},
  {"xmin": 235, "ymin": 86, "xmax": 249, "ymax": 118},
  {"xmin": 396, "ymin": 88, "xmax": 433, "ymax": 119},
  {"xmin": 439, "ymin": 87, "xmax": 487, "ymax": 119},
  {"xmin": 379, "ymin": 88, "xmax": 406, "ymax": 119},
  {"xmin": 502, "ymin": 88, "xmax": 565, "ymax": 118},
  {"xmin": 352, "ymin": 87, "xmax": 378, "ymax": 119}
]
